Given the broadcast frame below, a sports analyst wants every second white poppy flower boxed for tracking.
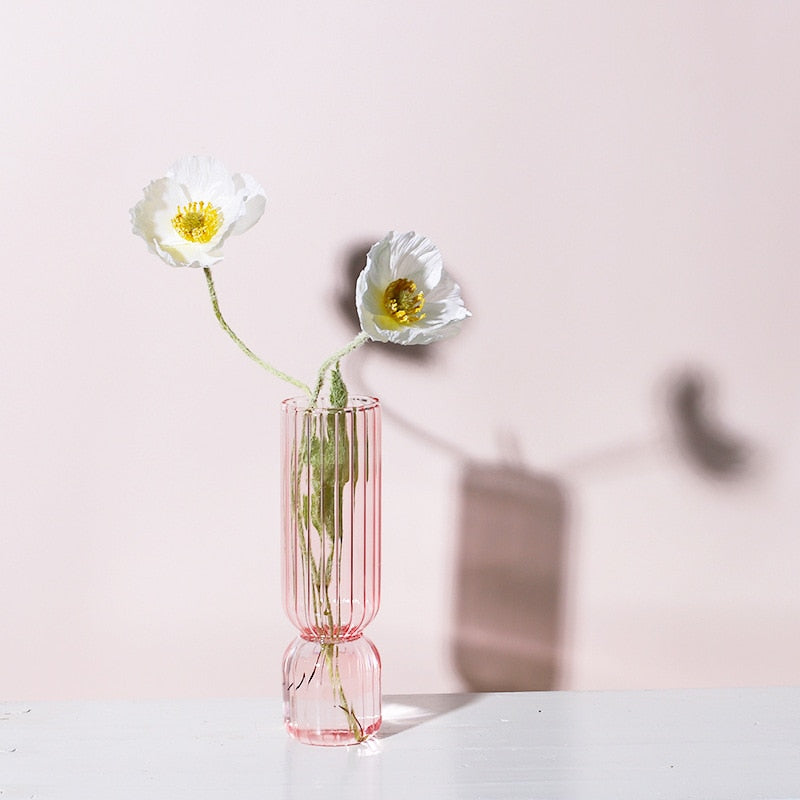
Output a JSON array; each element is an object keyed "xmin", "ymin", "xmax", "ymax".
[{"xmin": 355, "ymin": 231, "xmax": 471, "ymax": 345}]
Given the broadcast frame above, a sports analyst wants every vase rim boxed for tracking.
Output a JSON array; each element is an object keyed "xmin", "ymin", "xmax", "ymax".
[{"xmin": 282, "ymin": 395, "xmax": 380, "ymax": 413}]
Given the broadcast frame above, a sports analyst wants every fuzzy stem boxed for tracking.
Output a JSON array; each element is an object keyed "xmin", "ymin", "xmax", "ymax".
[
  {"xmin": 204, "ymin": 268, "xmax": 312, "ymax": 397},
  {"xmin": 311, "ymin": 332, "xmax": 370, "ymax": 406}
]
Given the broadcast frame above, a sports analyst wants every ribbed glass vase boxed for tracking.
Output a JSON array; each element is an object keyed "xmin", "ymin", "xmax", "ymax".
[{"xmin": 280, "ymin": 396, "xmax": 381, "ymax": 745}]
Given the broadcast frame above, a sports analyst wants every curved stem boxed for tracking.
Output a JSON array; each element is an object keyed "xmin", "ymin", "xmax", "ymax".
[
  {"xmin": 204, "ymin": 268, "xmax": 312, "ymax": 397},
  {"xmin": 311, "ymin": 332, "xmax": 370, "ymax": 406}
]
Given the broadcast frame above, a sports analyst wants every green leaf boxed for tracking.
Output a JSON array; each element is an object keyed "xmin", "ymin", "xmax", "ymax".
[{"xmin": 329, "ymin": 363, "xmax": 348, "ymax": 409}]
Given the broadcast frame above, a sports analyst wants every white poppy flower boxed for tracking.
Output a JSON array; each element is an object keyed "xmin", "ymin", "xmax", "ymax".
[
  {"xmin": 355, "ymin": 231, "xmax": 471, "ymax": 345},
  {"xmin": 131, "ymin": 155, "xmax": 267, "ymax": 268}
]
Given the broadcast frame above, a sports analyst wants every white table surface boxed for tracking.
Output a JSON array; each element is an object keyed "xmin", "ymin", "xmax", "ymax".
[{"xmin": 2, "ymin": 688, "xmax": 799, "ymax": 799}]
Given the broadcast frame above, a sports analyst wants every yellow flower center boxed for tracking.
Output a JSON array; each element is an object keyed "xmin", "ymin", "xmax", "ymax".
[
  {"xmin": 383, "ymin": 278, "xmax": 426, "ymax": 325},
  {"xmin": 171, "ymin": 201, "xmax": 224, "ymax": 243}
]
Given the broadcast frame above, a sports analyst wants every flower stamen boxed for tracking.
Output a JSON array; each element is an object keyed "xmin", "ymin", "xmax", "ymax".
[
  {"xmin": 171, "ymin": 201, "xmax": 224, "ymax": 243},
  {"xmin": 383, "ymin": 278, "xmax": 426, "ymax": 325}
]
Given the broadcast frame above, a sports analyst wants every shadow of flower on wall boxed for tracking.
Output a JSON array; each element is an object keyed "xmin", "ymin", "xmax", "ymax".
[{"xmin": 667, "ymin": 368, "xmax": 752, "ymax": 479}]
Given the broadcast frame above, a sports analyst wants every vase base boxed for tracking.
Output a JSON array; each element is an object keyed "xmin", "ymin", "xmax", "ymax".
[
  {"xmin": 286, "ymin": 718, "xmax": 382, "ymax": 746},
  {"xmin": 282, "ymin": 634, "xmax": 382, "ymax": 746}
]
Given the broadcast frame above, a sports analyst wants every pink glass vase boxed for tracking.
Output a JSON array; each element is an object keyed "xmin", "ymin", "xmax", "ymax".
[{"xmin": 280, "ymin": 396, "xmax": 382, "ymax": 745}]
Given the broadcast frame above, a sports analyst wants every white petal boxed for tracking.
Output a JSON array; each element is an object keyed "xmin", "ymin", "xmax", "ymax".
[
  {"xmin": 131, "ymin": 177, "xmax": 173, "ymax": 243},
  {"xmin": 425, "ymin": 269, "xmax": 467, "ymax": 306},
  {"xmin": 156, "ymin": 239, "xmax": 223, "ymax": 269},
  {"xmin": 363, "ymin": 234, "xmax": 396, "ymax": 289},
  {"xmin": 227, "ymin": 172, "xmax": 267, "ymax": 235},
  {"xmin": 167, "ymin": 155, "xmax": 236, "ymax": 200},
  {"xmin": 355, "ymin": 270, "xmax": 389, "ymax": 341},
  {"xmin": 131, "ymin": 177, "xmax": 189, "ymax": 266},
  {"xmin": 388, "ymin": 231, "xmax": 443, "ymax": 287}
]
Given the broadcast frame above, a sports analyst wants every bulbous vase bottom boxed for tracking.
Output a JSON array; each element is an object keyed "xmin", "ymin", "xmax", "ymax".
[{"xmin": 282, "ymin": 634, "xmax": 381, "ymax": 746}]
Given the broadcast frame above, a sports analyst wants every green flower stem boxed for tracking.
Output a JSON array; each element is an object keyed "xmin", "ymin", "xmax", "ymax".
[
  {"xmin": 204, "ymin": 268, "xmax": 312, "ymax": 397},
  {"xmin": 311, "ymin": 332, "xmax": 370, "ymax": 406},
  {"xmin": 326, "ymin": 643, "xmax": 366, "ymax": 742}
]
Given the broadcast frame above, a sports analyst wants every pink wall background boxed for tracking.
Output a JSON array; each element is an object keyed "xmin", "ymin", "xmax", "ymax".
[{"xmin": 2, "ymin": 1, "xmax": 799, "ymax": 700}]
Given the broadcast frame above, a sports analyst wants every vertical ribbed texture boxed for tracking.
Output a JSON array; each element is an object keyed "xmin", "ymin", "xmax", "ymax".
[
  {"xmin": 280, "ymin": 396, "xmax": 382, "ymax": 744},
  {"xmin": 281, "ymin": 396, "xmax": 381, "ymax": 639},
  {"xmin": 281, "ymin": 635, "xmax": 382, "ymax": 745}
]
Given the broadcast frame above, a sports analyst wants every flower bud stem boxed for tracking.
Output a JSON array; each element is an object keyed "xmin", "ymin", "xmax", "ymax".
[
  {"xmin": 311, "ymin": 332, "xmax": 370, "ymax": 406},
  {"xmin": 204, "ymin": 268, "xmax": 312, "ymax": 397}
]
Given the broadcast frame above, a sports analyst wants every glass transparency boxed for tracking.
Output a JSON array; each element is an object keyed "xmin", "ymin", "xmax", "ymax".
[
  {"xmin": 282, "ymin": 634, "xmax": 382, "ymax": 746},
  {"xmin": 281, "ymin": 397, "xmax": 381, "ymax": 639},
  {"xmin": 281, "ymin": 396, "xmax": 382, "ymax": 745}
]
